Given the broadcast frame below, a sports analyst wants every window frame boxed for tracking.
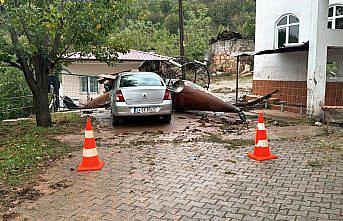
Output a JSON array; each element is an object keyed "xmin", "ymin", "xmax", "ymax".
[
  {"xmin": 275, "ymin": 14, "xmax": 300, "ymax": 48},
  {"xmin": 328, "ymin": 5, "xmax": 343, "ymax": 30},
  {"xmin": 327, "ymin": 61, "xmax": 341, "ymax": 80},
  {"xmin": 80, "ymin": 76, "xmax": 99, "ymax": 94},
  {"xmin": 119, "ymin": 74, "xmax": 164, "ymax": 88}
]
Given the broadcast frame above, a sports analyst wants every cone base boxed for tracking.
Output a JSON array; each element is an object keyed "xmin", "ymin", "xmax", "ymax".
[
  {"xmin": 77, "ymin": 160, "xmax": 104, "ymax": 171},
  {"xmin": 248, "ymin": 153, "xmax": 278, "ymax": 161}
]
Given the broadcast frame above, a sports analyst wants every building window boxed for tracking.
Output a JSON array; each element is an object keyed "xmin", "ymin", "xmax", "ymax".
[
  {"xmin": 276, "ymin": 14, "xmax": 300, "ymax": 48},
  {"xmin": 327, "ymin": 61, "xmax": 340, "ymax": 79},
  {"xmin": 80, "ymin": 76, "xmax": 99, "ymax": 93},
  {"xmin": 328, "ymin": 5, "xmax": 343, "ymax": 29}
]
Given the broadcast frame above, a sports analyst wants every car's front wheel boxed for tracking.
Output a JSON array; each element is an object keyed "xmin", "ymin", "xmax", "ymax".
[
  {"xmin": 161, "ymin": 114, "xmax": 171, "ymax": 124},
  {"xmin": 112, "ymin": 116, "xmax": 120, "ymax": 126}
]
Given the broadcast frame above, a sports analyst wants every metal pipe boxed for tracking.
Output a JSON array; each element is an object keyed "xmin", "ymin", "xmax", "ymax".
[
  {"xmin": 169, "ymin": 59, "xmax": 183, "ymax": 68},
  {"xmin": 236, "ymin": 55, "xmax": 240, "ymax": 104}
]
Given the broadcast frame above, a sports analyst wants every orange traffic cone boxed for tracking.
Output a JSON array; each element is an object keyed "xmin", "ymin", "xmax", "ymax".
[
  {"xmin": 248, "ymin": 112, "xmax": 278, "ymax": 161},
  {"xmin": 77, "ymin": 119, "xmax": 104, "ymax": 171}
]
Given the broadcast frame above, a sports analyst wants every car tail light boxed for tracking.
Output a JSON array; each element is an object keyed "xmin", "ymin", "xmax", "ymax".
[
  {"xmin": 116, "ymin": 90, "xmax": 125, "ymax": 102},
  {"xmin": 163, "ymin": 89, "xmax": 171, "ymax": 100}
]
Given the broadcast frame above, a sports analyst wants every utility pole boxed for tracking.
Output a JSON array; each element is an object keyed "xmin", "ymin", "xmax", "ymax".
[{"xmin": 178, "ymin": 0, "xmax": 185, "ymax": 79}]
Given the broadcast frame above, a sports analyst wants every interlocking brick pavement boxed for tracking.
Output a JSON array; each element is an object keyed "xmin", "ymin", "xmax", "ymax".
[{"xmin": 13, "ymin": 123, "xmax": 343, "ymax": 221}]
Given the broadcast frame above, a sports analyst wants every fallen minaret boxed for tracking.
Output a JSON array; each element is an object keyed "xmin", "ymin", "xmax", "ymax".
[{"xmin": 172, "ymin": 80, "xmax": 246, "ymax": 122}]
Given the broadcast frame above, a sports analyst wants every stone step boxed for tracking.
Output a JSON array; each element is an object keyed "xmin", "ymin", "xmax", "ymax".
[{"xmin": 270, "ymin": 103, "xmax": 306, "ymax": 115}]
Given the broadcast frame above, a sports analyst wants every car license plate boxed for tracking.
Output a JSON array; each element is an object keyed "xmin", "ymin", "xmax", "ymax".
[{"xmin": 134, "ymin": 107, "xmax": 157, "ymax": 113}]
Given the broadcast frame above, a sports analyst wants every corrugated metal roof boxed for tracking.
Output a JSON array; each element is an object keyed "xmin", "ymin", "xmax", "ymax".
[
  {"xmin": 118, "ymin": 50, "xmax": 172, "ymax": 61},
  {"xmin": 66, "ymin": 50, "xmax": 172, "ymax": 61}
]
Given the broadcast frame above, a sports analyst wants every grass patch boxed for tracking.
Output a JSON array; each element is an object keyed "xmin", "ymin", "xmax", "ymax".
[{"xmin": 0, "ymin": 112, "xmax": 82, "ymax": 186}]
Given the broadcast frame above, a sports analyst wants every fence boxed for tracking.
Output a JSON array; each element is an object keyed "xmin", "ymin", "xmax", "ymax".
[
  {"xmin": 0, "ymin": 95, "xmax": 34, "ymax": 121},
  {"xmin": 0, "ymin": 72, "xmax": 109, "ymax": 121}
]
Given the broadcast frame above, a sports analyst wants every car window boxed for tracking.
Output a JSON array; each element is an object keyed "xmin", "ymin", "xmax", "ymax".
[{"xmin": 120, "ymin": 74, "xmax": 163, "ymax": 87}]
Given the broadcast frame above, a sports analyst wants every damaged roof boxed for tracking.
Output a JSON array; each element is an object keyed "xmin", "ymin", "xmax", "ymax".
[
  {"xmin": 255, "ymin": 42, "xmax": 309, "ymax": 55},
  {"xmin": 65, "ymin": 50, "xmax": 172, "ymax": 62},
  {"xmin": 209, "ymin": 31, "xmax": 244, "ymax": 45},
  {"xmin": 227, "ymin": 42, "xmax": 310, "ymax": 57}
]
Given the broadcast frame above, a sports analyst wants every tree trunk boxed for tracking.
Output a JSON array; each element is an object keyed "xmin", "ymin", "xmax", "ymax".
[
  {"xmin": 30, "ymin": 61, "xmax": 52, "ymax": 128},
  {"xmin": 34, "ymin": 86, "xmax": 52, "ymax": 127}
]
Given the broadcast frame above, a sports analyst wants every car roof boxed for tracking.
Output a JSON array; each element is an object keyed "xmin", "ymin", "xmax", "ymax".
[{"xmin": 119, "ymin": 71, "xmax": 159, "ymax": 77}]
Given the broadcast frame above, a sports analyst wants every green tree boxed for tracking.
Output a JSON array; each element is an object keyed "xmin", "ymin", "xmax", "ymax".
[
  {"xmin": 0, "ymin": 0, "xmax": 129, "ymax": 127},
  {"xmin": 114, "ymin": 20, "xmax": 179, "ymax": 57},
  {"xmin": 184, "ymin": 8, "xmax": 215, "ymax": 60},
  {"xmin": 160, "ymin": 0, "xmax": 173, "ymax": 15},
  {"xmin": 208, "ymin": 0, "xmax": 255, "ymax": 37},
  {"xmin": 118, "ymin": 0, "xmax": 256, "ymax": 60},
  {"xmin": 0, "ymin": 67, "xmax": 32, "ymax": 121},
  {"xmin": 165, "ymin": 13, "xmax": 179, "ymax": 35}
]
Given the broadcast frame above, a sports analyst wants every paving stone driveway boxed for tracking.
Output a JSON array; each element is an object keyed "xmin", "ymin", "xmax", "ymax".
[{"xmin": 14, "ymin": 116, "xmax": 343, "ymax": 221}]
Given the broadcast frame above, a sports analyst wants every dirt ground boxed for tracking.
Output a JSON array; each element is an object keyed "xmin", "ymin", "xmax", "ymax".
[
  {"xmin": 209, "ymin": 76, "xmax": 252, "ymax": 103},
  {"xmin": 2, "ymin": 77, "xmax": 343, "ymax": 221}
]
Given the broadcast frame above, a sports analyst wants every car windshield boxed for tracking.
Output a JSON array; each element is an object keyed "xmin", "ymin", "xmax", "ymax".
[{"xmin": 120, "ymin": 74, "xmax": 163, "ymax": 87}]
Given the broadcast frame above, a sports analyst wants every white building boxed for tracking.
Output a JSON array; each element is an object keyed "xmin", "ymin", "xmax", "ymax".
[{"xmin": 253, "ymin": 0, "xmax": 343, "ymax": 120}]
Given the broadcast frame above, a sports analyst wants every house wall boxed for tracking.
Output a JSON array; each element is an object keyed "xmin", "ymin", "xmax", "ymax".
[
  {"xmin": 255, "ymin": 0, "xmax": 312, "ymax": 51},
  {"xmin": 255, "ymin": 0, "xmax": 343, "ymax": 51},
  {"xmin": 253, "ymin": 0, "xmax": 313, "ymax": 101},
  {"xmin": 60, "ymin": 61, "xmax": 141, "ymax": 106},
  {"xmin": 328, "ymin": 29, "xmax": 343, "ymax": 47},
  {"xmin": 254, "ymin": 0, "xmax": 343, "ymax": 80},
  {"xmin": 209, "ymin": 39, "xmax": 254, "ymax": 73},
  {"xmin": 60, "ymin": 74, "xmax": 105, "ymax": 106},
  {"xmin": 254, "ymin": 51, "xmax": 308, "ymax": 81},
  {"xmin": 331, "ymin": 0, "xmax": 343, "ymax": 5},
  {"xmin": 253, "ymin": 48, "xmax": 343, "ymax": 107},
  {"xmin": 253, "ymin": 0, "xmax": 343, "ymax": 111}
]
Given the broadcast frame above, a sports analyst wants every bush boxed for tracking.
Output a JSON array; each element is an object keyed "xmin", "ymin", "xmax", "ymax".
[{"xmin": 0, "ymin": 68, "xmax": 33, "ymax": 121}]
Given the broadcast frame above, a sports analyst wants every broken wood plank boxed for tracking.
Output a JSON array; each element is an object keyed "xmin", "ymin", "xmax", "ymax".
[{"xmin": 236, "ymin": 90, "xmax": 279, "ymax": 107}]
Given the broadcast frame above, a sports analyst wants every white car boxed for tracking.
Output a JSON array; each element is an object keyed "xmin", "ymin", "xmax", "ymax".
[{"xmin": 110, "ymin": 72, "xmax": 172, "ymax": 125}]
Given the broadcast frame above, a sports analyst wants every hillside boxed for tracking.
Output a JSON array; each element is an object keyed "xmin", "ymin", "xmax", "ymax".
[{"xmin": 114, "ymin": 0, "xmax": 255, "ymax": 60}]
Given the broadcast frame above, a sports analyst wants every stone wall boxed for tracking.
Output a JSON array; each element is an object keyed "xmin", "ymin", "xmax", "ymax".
[{"xmin": 209, "ymin": 39, "xmax": 255, "ymax": 73}]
